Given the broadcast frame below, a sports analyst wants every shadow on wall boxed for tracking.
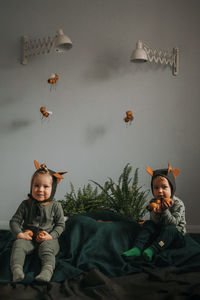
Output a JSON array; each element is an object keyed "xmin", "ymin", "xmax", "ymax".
[
  {"xmin": 0, "ymin": 97, "xmax": 22, "ymax": 107},
  {"xmin": 83, "ymin": 49, "xmax": 171, "ymax": 81},
  {"xmin": 0, "ymin": 120, "xmax": 33, "ymax": 134},
  {"xmin": 85, "ymin": 124, "xmax": 107, "ymax": 145},
  {"xmin": 0, "ymin": 97, "xmax": 33, "ymax": 134},
  {"xmin": 84, "ymin": 50, "xmax": 131, "ymax": 81}
]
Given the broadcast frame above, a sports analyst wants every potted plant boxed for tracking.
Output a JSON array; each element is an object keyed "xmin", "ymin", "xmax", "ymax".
[
  {"xmin": 58, "ymin": 164, "xmax": 149, "ymax": 222},
  {"xmin": 91, "ymin": 163, "xmax": 149, "ymax": 222}
]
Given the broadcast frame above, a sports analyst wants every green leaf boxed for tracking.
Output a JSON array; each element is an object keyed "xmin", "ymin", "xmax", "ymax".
[{"xmin": 58, "ymin": 164, "xmax": 149, "ymax": 221}]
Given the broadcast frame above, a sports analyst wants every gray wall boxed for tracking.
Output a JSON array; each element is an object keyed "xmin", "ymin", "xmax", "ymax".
[{"xmin": 0, "ymin": 0, "xmax": 200, "ymax": 229}]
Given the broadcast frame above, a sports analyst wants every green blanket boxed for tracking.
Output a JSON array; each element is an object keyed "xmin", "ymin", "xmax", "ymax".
[{"xmin": 0, "ymin": 213, "xmax": 200, "ymax": 284}]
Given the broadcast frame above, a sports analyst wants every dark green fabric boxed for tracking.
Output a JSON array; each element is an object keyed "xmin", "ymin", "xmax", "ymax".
[{"xmin": 0, "ymin": 212, "xmax": 200, "ymax": 284}]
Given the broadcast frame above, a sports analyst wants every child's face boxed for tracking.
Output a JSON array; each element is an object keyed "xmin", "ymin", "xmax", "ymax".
[
  {"xmin": 32, "ymin": 174, "xmax": 52, "ymax": 202},
  {"xmin": 152, "ymin": 176, "xmax": 171, "ymax": 199}
]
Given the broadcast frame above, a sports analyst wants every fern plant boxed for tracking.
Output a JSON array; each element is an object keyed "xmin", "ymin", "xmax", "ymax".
[
  {"xmin": 91, "ymin": 164, "xmax": 149, "ymax": 221},
  {"xmin": 59, "ymin": 164, "xmax": 149, "ymax": 221},
  {"xmin": 59, "ymin": 182, "xmax": 106, "ymax": 216}
]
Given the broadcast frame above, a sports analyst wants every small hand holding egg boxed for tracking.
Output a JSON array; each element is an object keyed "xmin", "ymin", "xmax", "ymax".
[
  {"xmin": 148, "ymin": 199, "xmax": 162, "ymax": 213},
  {"xmin": 24, "ymin": 229, "xmax": 34, "ymax": 237},
  {"xmin": 162, "ymin": 198, "xmax": 173, "ymax": 210},
  {"xmin": 36, "ymin": 231, "xmax": 53, "ymax": 243},
  {"xmin": 148, "ymin": 198, "xmax": 173, "ymax": 213},
  {"xmin": 17, "ymin": 229, "xmax": 33, "ymax": 240}
]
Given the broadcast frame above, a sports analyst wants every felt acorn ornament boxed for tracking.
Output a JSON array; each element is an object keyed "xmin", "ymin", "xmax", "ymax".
[
  {"xmin": 124, "ymin": 110, "xmax": 134, "ymax": 124},
  {"xmin": 47, "ymin": 73, "xmax": 59, "ymax": 91},
  {"xmin": 47, "ymin": 73, "xmax": 59, "ymax": 84},
  {"xmin": 40, "ymin": 106, "xmax": 53, "ymax": 119}
]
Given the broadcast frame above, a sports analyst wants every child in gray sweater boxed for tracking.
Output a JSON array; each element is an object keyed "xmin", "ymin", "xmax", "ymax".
[
  {"xmin": 123, "ymin": 162, "xmax": 186, "ymax": 261},
  {"xmin": 10, "ymin": 160, "xmax": 67, "ymax": 282}
]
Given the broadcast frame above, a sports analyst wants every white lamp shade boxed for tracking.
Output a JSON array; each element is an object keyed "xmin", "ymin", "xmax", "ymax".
[
  {"xmin": 54, "ymin": 28, "xmax": 72, "ymax": 52},
  {"xmin": 130, "ymin": 40, "xmax": 148, "ymax": 62}
]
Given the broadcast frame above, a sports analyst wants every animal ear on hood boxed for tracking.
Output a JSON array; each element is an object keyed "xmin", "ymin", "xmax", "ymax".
[
  {"xmin": 34, "ymin": 160, "xmax": 40, "ymax": 170},
  {"xmin": 168, "ymin": 161, "xmax": 180, "ymax": 178},
  {"xmin": 145, "ymin": 166, "xmax": 154, "ymax": 176},
  {"xmin": 33, "ymin": 160, "xmax": 67, "ymax": 184},
  {"xmin": 53, "ymin": 171, "xmax": 68, "ymax": 184},
  {"xmin": 172, "ymin": 168, "xmax": 180, "ymax": 178}
]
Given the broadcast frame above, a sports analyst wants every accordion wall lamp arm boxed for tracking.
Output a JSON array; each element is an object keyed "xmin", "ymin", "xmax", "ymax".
[{"xmin": 130, "ymin": 40, "xmax": 179, "ymax": 76}]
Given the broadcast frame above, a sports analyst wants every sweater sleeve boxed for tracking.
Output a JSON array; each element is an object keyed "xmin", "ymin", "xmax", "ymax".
[
  {"xmin": 149, "ymin": 197, "xmax": 186, "ymax": 234},
  {"xmin": 9, "ymin": 201, "xmax": 26, "ymax": 237},
  {"xmin": 161, "ymin": 198, "xmax": 185, "ymax": 227},
  {"xmin": 50, "ymin": 202, "xmax": 65, "ymax": 239}
]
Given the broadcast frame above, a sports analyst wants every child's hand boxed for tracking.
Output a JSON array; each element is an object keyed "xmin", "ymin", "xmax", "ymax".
[
  {"xmin": 149, "ymin": 200, "xmax": 162, "ymax": 213},
  {"xmin": 24, "ymin": 229, "xmax": 34, "ymax": 237},
  {"xmin": 152, "ymin": 206, "xmax": 162, "ymax": 214},
  {"xmin": 162, "ymin": 198, "xmax": 173, "ymax": 210},
  {"xmin": 17, "ymin": 232, "xmax": 32, "ymax": 240},
  {"xmin": 36, "ymin": 231, "xmax": 53, "ymax": 243}
]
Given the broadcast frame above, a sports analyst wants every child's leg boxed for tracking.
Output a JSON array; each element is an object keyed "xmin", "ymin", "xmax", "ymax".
[
  {"xmin": 35, "ymin": 239, "xmax": 60, "ymax": 282},
  {"xmin": 143, "ymin": 225, "xmax": 184, "ymax": 261},
  {"xmin": 11, "ymin": 265, "xmax": 24, "ymax": 282},
  {"xmin": 151, "ymin": 225, "xmax": 184, "ymax": 253},
  {"xmin": 123, "ymin": 220, "xmax": 158, "ymax": 257},
  {"xmin": 10, "ymin": 239, "xmax": 34, "ymax": 281}
]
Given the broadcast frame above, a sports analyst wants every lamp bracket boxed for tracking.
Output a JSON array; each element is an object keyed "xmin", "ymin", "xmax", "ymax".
[
  {"xmin": 22, "ymin": 35, "xmax": 56, "ymax": 65},
  {"xmin": 143, "ymin": 42, "xmax": 179, "ymax": 76}
]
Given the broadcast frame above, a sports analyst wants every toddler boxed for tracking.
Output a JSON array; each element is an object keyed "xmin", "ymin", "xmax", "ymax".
[
  {"xmin": 10, "ymin": 160, "xmax": 67, "ymax": 282},
  {"xmin": 123, "ymin": 162, "xmax": 186, "ymax": 261}
]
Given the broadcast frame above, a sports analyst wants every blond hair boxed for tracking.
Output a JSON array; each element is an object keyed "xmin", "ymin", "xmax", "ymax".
[{"xmin": 153, "ymin": 176, "xmax": 166, "ymax": 183}]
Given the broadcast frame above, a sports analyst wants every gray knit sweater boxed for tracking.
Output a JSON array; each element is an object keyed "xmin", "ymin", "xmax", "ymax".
[
  {"xmin": 10, "ymin": 199, "xmax": 65, "ymax": 239},
  {"xmin": 149, "ymin": 196, "xmax": 186, "ymax": 235}
]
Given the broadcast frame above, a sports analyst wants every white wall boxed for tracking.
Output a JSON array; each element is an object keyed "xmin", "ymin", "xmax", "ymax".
[{"xmin": 0, "ymin": 0, "xmax": 200, "ymax": 229}]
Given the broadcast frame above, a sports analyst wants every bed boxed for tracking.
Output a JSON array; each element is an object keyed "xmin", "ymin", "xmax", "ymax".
[{"xmin": 0, "ymin": 212, "xmax": 200, "ymax": 299}]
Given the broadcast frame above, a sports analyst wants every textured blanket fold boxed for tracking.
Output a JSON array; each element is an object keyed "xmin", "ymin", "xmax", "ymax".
[{"xmin": 0, "ymin": 212, "xmax": 200, "ymax": 284}]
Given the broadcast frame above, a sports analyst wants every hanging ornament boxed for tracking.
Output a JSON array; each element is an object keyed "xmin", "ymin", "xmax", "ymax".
[
  {"xmin": 40, "ymin": 106, "xmax": 53, "ymax": 120},
  {"xmin": 47, "ymin": 73, "xmax": 59, "ymax": 91},
  {"xmin": 123, "ymin": 110, "xmax": 134, "ymax": 125}
]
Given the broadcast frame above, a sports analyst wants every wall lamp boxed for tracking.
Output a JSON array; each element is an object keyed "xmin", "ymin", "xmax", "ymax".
[
  {"xmin": 21, "ymin": 28, "xmax": 72, "ymax": 65},
  {"xmin": 130, "ymin": 40, "xmax": 179, "ymax": 76}
]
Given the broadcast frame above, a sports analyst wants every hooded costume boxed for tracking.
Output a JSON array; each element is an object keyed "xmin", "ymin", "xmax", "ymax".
[
  {"xmin": 146, "ymin": 161, "xmax": 180, "ymax": 198},
  {"xmin": 9, "ymin": 160, "xmax": 67, "ymax": 282},
  {"xmin": 122, "ymin": 162, "xmax": 186, "ymax": 261},
  {"xmin": 28, "ymin": 160, "xmax": 67, "ymax": 203}
]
